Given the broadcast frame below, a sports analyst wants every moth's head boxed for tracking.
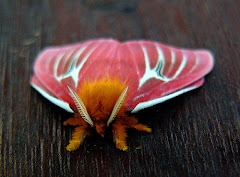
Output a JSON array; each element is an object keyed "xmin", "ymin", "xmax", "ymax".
[
  {"xmin": 93, "ymin": 121, "xmax": 106, "ymax": 137},
  {"xmin": 67, "ymin": 78, "xmax": 128, "ymax": 137}
]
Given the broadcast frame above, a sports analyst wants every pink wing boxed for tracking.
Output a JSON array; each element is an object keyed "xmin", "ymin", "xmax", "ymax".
[{"xmin": 31, "ymin": 39, "xmax": 214, "ymax": 112}]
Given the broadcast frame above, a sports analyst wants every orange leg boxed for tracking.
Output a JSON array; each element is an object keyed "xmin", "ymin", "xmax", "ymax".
[
  {"xmin": 129, "ymin": 122, "xmax": 152, "ymax": 132},
  {"xmin": 64, "ymin": 114, "xmax": 89, "ymax": 151},
  {"xmin": 111, "ymin": 116, "xmax": 151, "ymax": 151},
  {"xmin": 64, "ymin": 114, "xmax": 88, "ymax": 126},
  {"xmin": 63, "ymin": 117, "xmax": 80, "ymax": 126},
  {"xmin": 125, "ymin": 116, "xmax": 152, "ymax": 132},
  {"xmin": 66, "ymin": 125, "xmax": 89, "ymax": 151},
  {"xmin": 112, "ymin": 123, "xmax": 128, "ymax": 151}
]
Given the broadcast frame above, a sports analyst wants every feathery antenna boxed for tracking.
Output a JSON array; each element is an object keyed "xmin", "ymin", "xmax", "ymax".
[
  {"xmin": 107, "ymin": 87, "xmax": 128, "ymax": 126},
  {"xmin": 67, "ymin": 86, "xmax": 93, "ymax": 125}
]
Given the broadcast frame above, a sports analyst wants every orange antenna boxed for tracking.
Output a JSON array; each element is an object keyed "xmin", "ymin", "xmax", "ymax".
[
  {"xmin": 67, "ymin": 86, "xmax": 93, "ymax": 126},
  {"xmin": 107, "ymin": 87, "xmax": 128, "ymax": 126}
]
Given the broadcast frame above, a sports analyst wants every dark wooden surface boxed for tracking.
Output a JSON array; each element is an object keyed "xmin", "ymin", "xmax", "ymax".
[{"xmin": 1, "ymin": 0, "xmax": 240, "ymax": 176}]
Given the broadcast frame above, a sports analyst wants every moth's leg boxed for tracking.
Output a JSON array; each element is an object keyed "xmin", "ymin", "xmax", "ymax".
[
  {"xmin": 66, "ymin": 125, "xmax": 89, "ymax": 151},
  {"xmin": 130, "ymin": 123, "xmax": 152, "ymax": 132},
  {"xmin": 63, "ymin": 117, "xmax": 80, "ymax": 126},
  {"xmin": 64, "ymin": 114, "xmax": 89, "ymax": 151},
  {"xmin": 126, "ymin": 117, "xmax": 152, "ymax": 132},
  {"xmin": 63, "ymin": 114, "xmax": 87, "ymax": 126},
  {"xmin": 112, "ymin": 123, "xmax": 128, "ymax": 151}
]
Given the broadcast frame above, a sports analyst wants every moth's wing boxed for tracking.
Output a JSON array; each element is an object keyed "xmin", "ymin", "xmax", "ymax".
[
  {"xmin": 131, "ymin": 78, "xmax": 204, "ymax": 113},
  {"xmin": 31, "ymin": 39, "xmax": 120, "ymax": 112},
  {"xmin": 31, "ymin": 76, "xmax": 74, "ymax": 112},
  {"xmin": 118, "ymin": 41, "xmax": 214, "ymax": 112},
  {"xmin": 31, "ymin": 39, "xmax": 214, "ymax": 113}
]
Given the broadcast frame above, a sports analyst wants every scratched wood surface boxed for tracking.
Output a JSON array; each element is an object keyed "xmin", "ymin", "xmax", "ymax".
[{"xmin": 1, "ymin": 0, "xmax": 240, "ymax": 176}]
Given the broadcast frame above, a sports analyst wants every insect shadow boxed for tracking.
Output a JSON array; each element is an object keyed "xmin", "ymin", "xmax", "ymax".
[{"xmin": 133, "ymin": 95, "xmax": 185, "ymax": 121}]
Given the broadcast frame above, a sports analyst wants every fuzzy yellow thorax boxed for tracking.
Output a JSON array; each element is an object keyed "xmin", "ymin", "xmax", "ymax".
[{"xmin": 77, "ymin": 78, "xmax": 127, "ymax": 125}]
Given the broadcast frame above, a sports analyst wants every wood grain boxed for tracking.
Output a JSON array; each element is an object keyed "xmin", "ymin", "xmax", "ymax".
[{"xmin": 0, "ymin": 0, "xmax": 240, "ymax": 176}]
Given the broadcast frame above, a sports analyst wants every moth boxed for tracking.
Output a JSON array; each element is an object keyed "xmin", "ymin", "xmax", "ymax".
[{"xmin": 31, "ymin": 39, "xmax": 214, "ymax": 151}]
